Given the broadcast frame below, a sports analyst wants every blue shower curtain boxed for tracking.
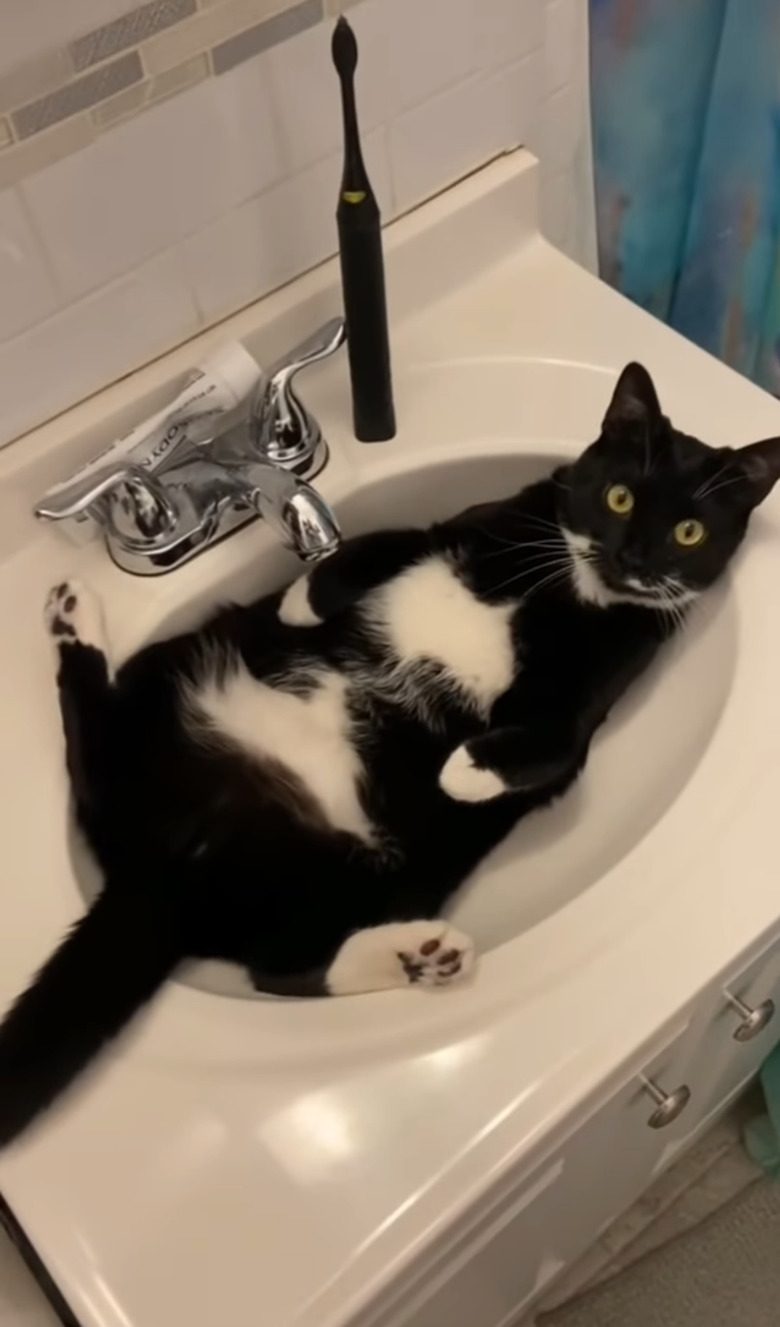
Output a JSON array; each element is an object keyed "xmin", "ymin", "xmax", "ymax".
[{"xmin": 590, "ymin": 0, "xmax": 780, "ymax": 393}]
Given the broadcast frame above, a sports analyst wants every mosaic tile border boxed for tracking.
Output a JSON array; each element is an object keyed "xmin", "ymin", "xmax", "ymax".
[{"xmin": 0, "ymin": 0, "xmax": 335, "ymax": 186}]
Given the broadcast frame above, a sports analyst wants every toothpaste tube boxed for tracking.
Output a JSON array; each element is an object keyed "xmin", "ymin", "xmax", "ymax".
[{"xmin": 39, "ymin": 341, "xmax": 262, "ymax": 539}]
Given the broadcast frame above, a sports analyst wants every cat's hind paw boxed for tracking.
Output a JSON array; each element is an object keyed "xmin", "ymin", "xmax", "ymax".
[
  {"xmin": 278, "ymin": 574, "xmax": 323, "ymax": 627},
  {"xmin": 326, "ymin": 920, "xmax": 475, "ymax": 995},
  {"xmin": 44, "ymin": 579, "xmax": 106, "ymax": 653},
  {"xmin": 397, "ymin": 922, "xmax": 475, "ymax": 988},
  {"xmin": 439, "ymin": 743, "xmax": 509, "ymax": 802}
]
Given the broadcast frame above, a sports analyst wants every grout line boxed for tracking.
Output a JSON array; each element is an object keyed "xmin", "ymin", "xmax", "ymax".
[
  {"xmin": 11, "ymin": 52, "xmax": 144, "ymax": 140},
  {"xmin": 15, "ymin": 183, "xmax": 67, "ymax": 310},
  {"xmin": 69, "ymin": 0, "xmax": 199, "ymax": 73},
  {"xmin": 0, "ymin": 0, "xmax": 318, "ymax": 144}
]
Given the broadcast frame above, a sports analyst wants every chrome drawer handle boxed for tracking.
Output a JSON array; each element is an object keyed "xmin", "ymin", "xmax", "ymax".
[
  {"xmin": 640, "ymin": 1074, "xmax": 691, "ymax": 1129},
  {"xmin": 724, "ymin": 990, "xmax": 776, "ymax": 1042}
]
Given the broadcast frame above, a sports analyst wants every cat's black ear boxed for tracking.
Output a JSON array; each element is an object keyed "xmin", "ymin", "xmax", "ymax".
[
  {"xmin": 602, "ymin": 363, "xmax": 662, "ymax": 436},
  {"xmin": 731, "ymin": 437, "xmax": 780, "ymax": 507}
]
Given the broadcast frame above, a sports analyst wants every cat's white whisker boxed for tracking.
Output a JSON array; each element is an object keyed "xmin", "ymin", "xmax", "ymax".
[
  {"xmin": 697, "ymin": 474, "xmax": 748, "ymax": 500},
  {"xmin": 693, "ymin": 461, "xmax": 728, "ymax": 499},
  {"xmin": 503, "ymin": 555, "xmax": 576, "ymax": 596},
  {"xmin": 479, "ymin": 537, "xmax": 569, "ymax": 562},
  {"xmin": 522, "ymin": 567, "xmax": 574, "ymax": 599},
  {"xmin": 694, "ymin": 459, "xmax": 748, "ymax": 500},
  {"xmin": 658, "ymin": 577, "xmax": 696, "ymax": 635},
  {"xmin": 489, "ymin": 555, "xmax": 573, "ymax": 597},
  {"xmin": 474, "ymin": 525, "xmax": 522, "ymax": 549},
  {"xmin": 513, "ymin": 515, "xmax": 566, "ymax": 534}
]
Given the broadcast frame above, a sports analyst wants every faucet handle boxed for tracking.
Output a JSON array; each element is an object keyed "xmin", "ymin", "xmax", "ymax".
[
  {"xmin": 267, "ymin": 316, "xmax": 346, "ymax": 384},
  {"xmin": 35, "ymin": 461, "xmax": 177, "ymax": 541},
  {"xmin": 254, "ymin": 316, "xmax": 346, "ymax": 466}
]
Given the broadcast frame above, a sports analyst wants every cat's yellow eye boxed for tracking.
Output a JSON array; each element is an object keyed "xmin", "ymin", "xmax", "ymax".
[
  {"xmin": 674, "ymin": 518, "xmax": 707, "ymax": 548},
  {"xmin": 605, "ymin": 484, "xmax": 635, "ymax": 516}
]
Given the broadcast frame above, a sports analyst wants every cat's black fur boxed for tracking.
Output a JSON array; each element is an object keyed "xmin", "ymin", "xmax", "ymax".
[{"xmin": 0, "ymin": 363, "xmax": 778, "ymax": 1147}]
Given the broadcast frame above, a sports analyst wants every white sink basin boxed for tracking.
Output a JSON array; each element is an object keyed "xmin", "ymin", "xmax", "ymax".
[{"xmin": 71, "ymin": 433, "xmax": 735, "ymax": 996}]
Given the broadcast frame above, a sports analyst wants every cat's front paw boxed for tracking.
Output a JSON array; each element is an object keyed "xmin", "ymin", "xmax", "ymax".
[
  {"xmin": 44, "ymin": 579, "xmax": 105, "ymax": 652},
  {"xmin": 439, "ymin": 743, "xmax": 510, "ymax": 803},
  {"xmin": 278, "ymin": 574, "xmax": 323, "ymax": 627}
]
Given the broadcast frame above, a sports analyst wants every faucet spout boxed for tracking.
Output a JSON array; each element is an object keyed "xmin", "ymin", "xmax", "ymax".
[{"xmin": 242, "ymin": 462, "xmax": 340, "ymax": 562}]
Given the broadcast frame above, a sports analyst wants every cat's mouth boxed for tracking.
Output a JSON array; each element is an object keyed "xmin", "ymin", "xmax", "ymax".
[
  {"xmin": 605, "ymin": 571, "xmax": 666, "ymax": 600},
  {"xmin": 599, "ymin": 563, "xmax": 698, "ymax": 610}
]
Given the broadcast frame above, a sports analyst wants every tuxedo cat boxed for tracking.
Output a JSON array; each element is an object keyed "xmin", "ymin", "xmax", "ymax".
[{"xmin": 1, "ymin": 362, "xmax": 778, "ymax": 1147}]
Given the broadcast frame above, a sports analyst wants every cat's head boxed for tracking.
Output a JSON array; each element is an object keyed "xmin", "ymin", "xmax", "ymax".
[{"xmin": 556, "ymin": 363, "xmax": 780, "ymax": 609}]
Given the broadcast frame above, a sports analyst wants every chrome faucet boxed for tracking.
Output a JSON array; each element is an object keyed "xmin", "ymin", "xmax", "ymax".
[{"xmin": 34, "ymin": 318, "xmax": 346, "ymax": 575}]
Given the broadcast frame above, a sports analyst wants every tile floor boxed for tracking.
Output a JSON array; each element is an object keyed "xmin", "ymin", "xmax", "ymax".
[{"xmin": 0, "ymin": 1100, "xmax": 764, "ymax": 1327}]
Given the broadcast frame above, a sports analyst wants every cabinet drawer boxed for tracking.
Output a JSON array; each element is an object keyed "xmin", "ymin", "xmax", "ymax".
[
  {"xmin": 679, "ymin": 938, "xmax": 780, "ymax": 1142},
  {"xmin": 390, "ymin": 1153, "xmax": 568, "ymax": 1327},
  {"xmin": 367, "ymin": 1025, "xmax": 693, "ymax": 1327}
]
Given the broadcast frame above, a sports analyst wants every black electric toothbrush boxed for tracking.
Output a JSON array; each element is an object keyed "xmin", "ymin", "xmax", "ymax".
[{"xmin": 331, "ymin": 15, "xmax": 396, "ymax": 441}]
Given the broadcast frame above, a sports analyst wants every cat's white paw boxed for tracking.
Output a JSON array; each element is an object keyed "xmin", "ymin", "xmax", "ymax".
[
  {"xmin": 396, "ymin": 921, "xmax": 475, "ymax": 988},
  {"xmin": 278, "ymin": 575, "xmax": 323, "ymax": 627},
  {"xmin": 439, "ymin": 744, "xmax": 509, "ymax": 802},
  {"xmin": 44, "ymin": 579, "xmax": 106, "ymax": 652},
  {"xmin": 326, "ymin": 919, "xmax": 475, "ymax": 995}
]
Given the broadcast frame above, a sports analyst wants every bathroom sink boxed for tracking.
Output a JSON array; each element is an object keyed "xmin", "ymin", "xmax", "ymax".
[
  {"xmin": 5, "ymin": 150, "xmax": 780, "ymax": 1327},
  {"xmin": 70, "ymin": 437, "xmax": 736, "ymax": 997}
]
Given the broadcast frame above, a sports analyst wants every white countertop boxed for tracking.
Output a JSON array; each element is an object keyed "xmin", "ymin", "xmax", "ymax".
[{"xmin": 1, "ymin": 153, "xmax": 780, "ymax": 1327}]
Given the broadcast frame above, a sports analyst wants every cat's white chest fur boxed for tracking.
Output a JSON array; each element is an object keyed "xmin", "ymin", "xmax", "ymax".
[
  {"xmin": 193, "ymin": 557, "xmax": 516, "ymax": 840},
  {"xmin": 190, "ymin": 664, "xmax": 374, "ymax": 843},
  {"xmin": 367, "ymin": 555, "xmax": 516, "ymax": 712}
]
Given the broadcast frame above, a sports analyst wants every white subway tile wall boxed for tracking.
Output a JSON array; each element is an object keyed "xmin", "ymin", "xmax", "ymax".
[
  {"xmin": 0, "ymin": 250, "xmax": 197, "ymax": 442},
  {"xmin": 544, "ymin": 0, "xmax": 580, "ymax": 94},
  {"xmin": 0, "ymin": 188, "xmax": 59, "ymax": 339},
  {"xmin": 474, "ymin": 0, "xmax": 545, "ymax": 72},
  {"xmin": 1, "ymin": 1, "xmax": 151, "ymax": 73},
  {"xmin": 539, "ymin": 80, "xmax": 581, "ymax": 176},
  {"xmin": 21, "ymin": 68, "xmax": 281, "ymax": 300},
  {"xmin": 180, "ymin": 129, "xmax": 392, "ymax": 321},
  {"xmin": 0, "ymin": 0, "xmax": 595, "ymax": 447},
  {"xmin": 69, "ymin": 0, "xmax": 198, "ymax": 71},
  {"xmin": 12, "ymin": 51, "xmax": 144, "ymax": 139},
  {"xmin": 389, "ymin": 58, "xmax": 538, "ymax": 214},
  {"xmin": 265, "ymin": 23, "xmax": 342, "ymax": 173}
]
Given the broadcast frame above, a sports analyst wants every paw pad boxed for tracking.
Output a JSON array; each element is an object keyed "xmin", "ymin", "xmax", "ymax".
[
  {"xmin": 45, "ymin": 581, "xmax": 79, "ymax": 642},
  {"xmin": 44, "ymin": 578, "xmax": 105, "ymax": 654},
  {"xmin": 397, "ymin": 923, "xmax": 475, "ymax": 988}
]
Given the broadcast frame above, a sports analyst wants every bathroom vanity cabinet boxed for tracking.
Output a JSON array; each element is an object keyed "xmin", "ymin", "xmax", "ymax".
[{"xmin": 361, "ymin": 930, "xmax": 780, "ymax": 1327}]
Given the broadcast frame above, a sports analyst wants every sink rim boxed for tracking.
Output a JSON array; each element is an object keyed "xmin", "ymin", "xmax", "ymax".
[
  {"xmin": 58, "ymin": 432, "xmax": 744, "ymax": 1064},
  {"xmin": 12, "ymin": 352, "xmax": 763, "ymax": 1072}
]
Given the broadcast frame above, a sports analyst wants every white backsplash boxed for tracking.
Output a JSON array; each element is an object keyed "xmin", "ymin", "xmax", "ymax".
[{"xmin": 0, "ymin": 0, "xmax": 595, "ymax": 448}]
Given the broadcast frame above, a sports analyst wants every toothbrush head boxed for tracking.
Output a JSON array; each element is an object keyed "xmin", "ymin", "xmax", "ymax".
[{"xmin": 331, "ymin": 14, "xmax": 358, "ymax": 81}]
